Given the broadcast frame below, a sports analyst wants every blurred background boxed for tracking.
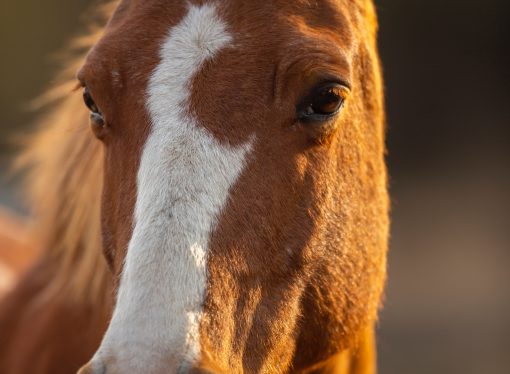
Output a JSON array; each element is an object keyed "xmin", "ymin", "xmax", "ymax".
[{"xmin": 0, "ymin": 0, "xmax": 509, "ymax": 373}]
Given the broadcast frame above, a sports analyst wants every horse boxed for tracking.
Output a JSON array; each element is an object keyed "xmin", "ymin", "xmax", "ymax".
[{"xmin": 0, "ymin": 0, "xmax": 389, "ymax": 373}]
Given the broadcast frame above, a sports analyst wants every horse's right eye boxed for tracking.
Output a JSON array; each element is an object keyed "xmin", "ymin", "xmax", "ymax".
[{"xmin": 297, "ymin": 82, "xmax": 349, "ymax": 123}]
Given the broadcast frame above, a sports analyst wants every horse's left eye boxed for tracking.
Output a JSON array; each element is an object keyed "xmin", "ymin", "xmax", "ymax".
[
  {"xmin": 83, "ymin": 87, "xmax": 100, "ymax": 114},
  {"xmin": 298, "ymin": 83, "xmax": 347, "ymax": 122},
  {"xmin": 83, "ymin": 87, "xmax": 105, "ymax": 128}
]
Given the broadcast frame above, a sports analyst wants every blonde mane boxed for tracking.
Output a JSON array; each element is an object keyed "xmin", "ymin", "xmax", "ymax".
[{"xmin": 16, "ymin": 2, "xmax": 119, "ymax": 304}]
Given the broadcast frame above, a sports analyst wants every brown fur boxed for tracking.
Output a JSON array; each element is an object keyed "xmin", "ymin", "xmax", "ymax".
[
  {"xmin": 194, "ymin": 2, "xmax": 387, "ymax": 372},
  {"xmin": 0, "ymin": 1, "xmax": 388, "ymax": 373}
]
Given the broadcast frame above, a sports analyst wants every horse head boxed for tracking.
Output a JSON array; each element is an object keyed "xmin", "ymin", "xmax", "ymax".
[{"xmin": 77, "ymin": 1, "xmax": 388, "ymax": 372}]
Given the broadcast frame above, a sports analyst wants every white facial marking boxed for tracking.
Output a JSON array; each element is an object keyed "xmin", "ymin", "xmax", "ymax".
[{"xmin": 88, "ymin": 4, "xmax": 251, "ymax": 372}]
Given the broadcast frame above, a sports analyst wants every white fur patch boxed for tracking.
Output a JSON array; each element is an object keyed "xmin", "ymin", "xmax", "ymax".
[{"xmin": 88, "ymin": 4, "xmax": 251, "ymax": 372}]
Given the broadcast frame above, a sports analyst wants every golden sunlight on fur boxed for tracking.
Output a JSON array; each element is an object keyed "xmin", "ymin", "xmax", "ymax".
[{"xmin": 0, "ymin": 1, "xmax": 387, "ymax": 373}]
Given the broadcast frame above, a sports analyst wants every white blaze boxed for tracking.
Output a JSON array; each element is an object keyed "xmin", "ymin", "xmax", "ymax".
[{"xmin": 88, "ymin": 4, "xmax": 250, "ymax": 373}]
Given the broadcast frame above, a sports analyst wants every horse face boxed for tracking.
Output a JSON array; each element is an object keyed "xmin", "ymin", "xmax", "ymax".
[{"xmin": 78, "ymin": 0, "xmax": 388, "ymax": 373}]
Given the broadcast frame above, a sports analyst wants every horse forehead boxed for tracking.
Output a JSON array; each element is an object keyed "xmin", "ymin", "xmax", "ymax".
[
  {"xmin": 96, "ymin": 0, "xmax": 353, "ymax": 58},
  {"xmin": 81, "ymin": 0, "xmax": 356, "ymax": 110}
]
